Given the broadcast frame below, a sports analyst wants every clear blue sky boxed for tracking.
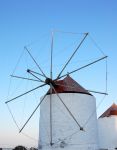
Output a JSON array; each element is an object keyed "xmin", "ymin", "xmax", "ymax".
[{"xmin": 0, "ymin": 0, "xmax": 117, "ymax": 148}]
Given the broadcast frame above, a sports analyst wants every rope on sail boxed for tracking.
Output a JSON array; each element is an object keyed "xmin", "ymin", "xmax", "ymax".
[
  {"xmin": 88, "ymin": 34, "xmax": 106, "ymax": 56},
  {"xmin": 11, "ymin": 48, "xmax": 25, "ymax": 75}
]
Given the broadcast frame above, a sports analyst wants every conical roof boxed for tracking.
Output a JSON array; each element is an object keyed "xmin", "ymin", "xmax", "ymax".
[
  {"xmin": 99, "ymin": 103, "xmax": 117, "ymax": 118},
  {"xmin": 47, "ymin": 75, "xmax": 91, "ymax": 95}
]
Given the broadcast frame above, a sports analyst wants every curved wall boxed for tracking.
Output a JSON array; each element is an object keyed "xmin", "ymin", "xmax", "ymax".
[
  {"xmin": 98, "ymin": 116, "xmax": 117, "ymax": 149},
  {"xmin": 39, "ymin": 93, "xmax": 99, "ymax": 150}
]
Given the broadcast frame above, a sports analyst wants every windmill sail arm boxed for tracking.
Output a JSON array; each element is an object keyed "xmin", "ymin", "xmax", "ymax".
[
  {"xmin": 50, "ymin": 31, "xmax": 54, "ymax": 79},
  {"xmin": 27, "ymin": 69, "xmax": 45, "ymax": 83},
  {"xmin": 57, "ymin": 33, "xmax": 88, "ymax": 79},
  {"xmin": 11, "ymin": 75, "xmax": 40, "ymax": 82},
  {"xmin": 19, "ymin": 93, "xmax": 47, "ymax": 133},
  {"xmin": 55, "ymin": 83, "xmax": 108, "ymax": 95},
  {"xmin": 5, "ymin": 83, "xmax": 47, "ymax": 104},
  {"xmin": 50, "ymin": 84, "xmax": 83, "ymax": 130},
  {"xmin": 58, "ymin": 56, "xmax": 108, "ymax": 79},
  {"xmin": 88, "ymin": 90, "xmax": 108, "ymax": 95},
  {"xmin": 27, "ymin": 69, "xmax": 45, "ymax": 78},
  {"xmin": 49, "ymin": 86, "xmax": 53, "ymax": 145},
  {"xmin": 24, "ymin": 46, "xmax": 47, "ymax": 78}
]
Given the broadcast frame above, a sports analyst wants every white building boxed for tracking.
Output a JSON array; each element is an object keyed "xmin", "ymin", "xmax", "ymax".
[
  {"xmin": 39, "ymin": 75, "xmax": 99, "ymax": 150},
  {"xmin": 98, "ymin": 103, "xmax": 117, "ymax": 150}
]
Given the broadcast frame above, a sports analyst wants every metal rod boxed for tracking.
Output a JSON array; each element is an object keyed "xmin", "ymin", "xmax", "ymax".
[
  {"xmin": 50, "ymin": 86, "xmax": 53, "ymax": 145},
  {"xmin": 27, "ymin": 69, "xmax": 45, "ymax": 83},
  {"xmin": 58, "ymin": 56, "xmax": 108, "ymax": 79},
  {"xmin": 88, "ymin": 90, "xmax": 108, "ymax": 95},
  {"xmin": 11, "ymin": 75, "xmax": 40, "ymax": 82},
  {"xmin": 5, "ymin": 83, "xmax": 46, "ymax": 104},
  {"xmin": 51, "ymin": 84, "xmax": 83, "ymax": 130},
  {"xmin": 55, "ymin": 83, "xmax": 108, "ymax": 95},
  {"xmin": 24, "ymin": 46, "xmax": 47, "ymax": 78},
  {"xmin": 19, "ymin": 94, "xmax": 47, "ymax": 133},
  {"xmin": 57, "ymin": 33, "xmax": 88, "ymax": 79},
  {"xmin": 28, "ymin": 69, "xmax": 45, "ymax": 78},
  {"xmin": 50, "ymin": 31, "xmax": 53, "ymax": 79}
]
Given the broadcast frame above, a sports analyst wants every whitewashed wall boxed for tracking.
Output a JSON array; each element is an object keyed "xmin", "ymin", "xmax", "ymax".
[
  {"xmin": 39, "ymin": 93, "xmax": 99, "ymax": 150},
  {"xmin": 98, "ymin": 116, "xmax": 117, "ymax": 150}
]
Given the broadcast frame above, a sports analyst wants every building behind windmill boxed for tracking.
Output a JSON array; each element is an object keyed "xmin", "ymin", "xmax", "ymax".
[{"xmin": 98, "ymin": 103, "xmax": 117, "ymax": 150}]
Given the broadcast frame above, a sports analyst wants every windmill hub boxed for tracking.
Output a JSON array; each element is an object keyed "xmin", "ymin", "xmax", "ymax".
[{"xmin": 45, "ymin": 78, "xmax": 55, "ymax": 86}]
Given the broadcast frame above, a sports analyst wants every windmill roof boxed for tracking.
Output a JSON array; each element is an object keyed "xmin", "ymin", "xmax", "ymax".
[
  {"xmin": 47, "ymin": 75, "xmax": 92, "ymax": 95},
  {"xmin": 99, "ymin": 103, "xmax": 117, "ymax": 118}
]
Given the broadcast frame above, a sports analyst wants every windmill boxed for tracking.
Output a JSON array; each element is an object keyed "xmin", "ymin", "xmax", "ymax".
[{"xmin": 5, "ymin": 31, "xmax": 108, "ymax": 150}]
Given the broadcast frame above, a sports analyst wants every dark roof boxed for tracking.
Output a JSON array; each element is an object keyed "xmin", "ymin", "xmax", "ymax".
[
  {"xmin": 47, "ymin": 75, "xmax": 91, "ymax": 95},
  {"xmin": 99, "ymin": 103, "xmax": 117, "ymax": 118}
]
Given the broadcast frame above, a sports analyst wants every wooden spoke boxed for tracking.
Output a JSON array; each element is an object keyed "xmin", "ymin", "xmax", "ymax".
[
  {"xmin": 24, "ymin": 46, "xmax": 47, "ymax": 78},
  {"xmin": 19, "ymin": 93, "xmax": 47, "ymax": 132},
  {"xmin": 57, "ymin": 33, "xmax": 88, "ymax": 79},
  {"xmin": 5, "ymin": 83, "xmax": 46, "ymax": 104}
]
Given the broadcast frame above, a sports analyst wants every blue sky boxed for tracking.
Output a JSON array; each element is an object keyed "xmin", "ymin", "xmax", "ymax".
[{"xmin": 0, "ymin": 0, "xmax": 117, "ymax": 148}]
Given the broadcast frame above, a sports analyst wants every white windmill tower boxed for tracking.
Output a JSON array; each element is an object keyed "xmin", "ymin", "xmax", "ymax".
[
  {"xmin": 39, "ymin": 75, "xmax": 99, "ymax": 150},
  {"xmin": 5, "ymin": 31, "xmax": 108, "ymax": 150}
]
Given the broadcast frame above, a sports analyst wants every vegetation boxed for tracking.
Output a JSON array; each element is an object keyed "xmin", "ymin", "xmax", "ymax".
[{"xmin": 13, "ymin": 145, "xmax": 27, "ymax": 150}]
